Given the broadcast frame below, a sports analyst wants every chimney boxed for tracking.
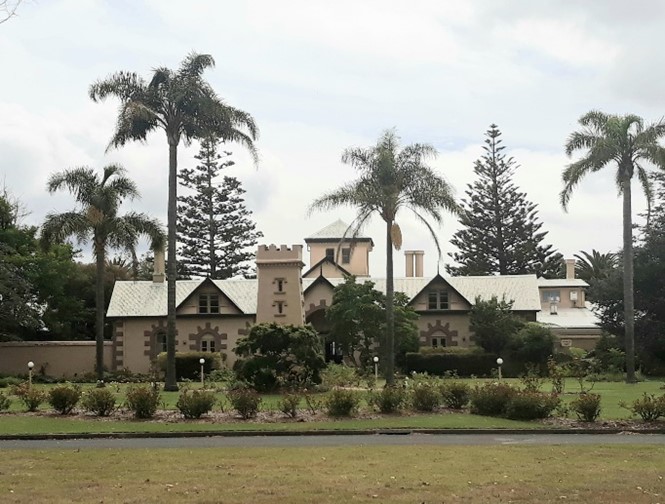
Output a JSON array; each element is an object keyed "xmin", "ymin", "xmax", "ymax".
[
  {"xmin": 414, "ymin": 250, "xmax": 424, "ymax": 277},
  {"xmin": 565, "ymin": 258, "xmax": 575, "ymax": 280},
  {"xmin": 153, "ymin": 247, "xmax": 165, "ymax": 283},
  {"xmin": 405, "ymin": 251, "xmax": 415, "ymax": 277}
]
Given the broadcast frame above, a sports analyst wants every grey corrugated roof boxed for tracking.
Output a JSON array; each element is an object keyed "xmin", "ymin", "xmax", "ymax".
[
  {"xmin": 211, "ymin": 279, "xmax": 257, "ymax": 314},
  {"xmin": 537, "ymin": 304, "xmax": 601, "ymax": 329},
  {"xmin": 538, "ymin": 278, "xmax": 589, "ymax": 288},
  {"xmin": 305, "ymin": 219, "xmax": 372, "ymax": 241}
]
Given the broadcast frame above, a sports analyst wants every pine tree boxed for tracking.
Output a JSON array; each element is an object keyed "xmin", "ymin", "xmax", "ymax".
[
  {"xmin": 447, "ymin": 125, "xmax": 562, "ymax": 278},
  {"xmin": 177, "ymin": 136, "xmax": 262, "ymax": 279}
]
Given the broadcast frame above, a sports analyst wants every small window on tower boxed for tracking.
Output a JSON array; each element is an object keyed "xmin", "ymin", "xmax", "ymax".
[{"xmin": 276, "ymin": 279, "xmax": 284, "ymax": 292}]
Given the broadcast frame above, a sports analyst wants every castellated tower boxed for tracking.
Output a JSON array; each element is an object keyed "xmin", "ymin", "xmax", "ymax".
[{"xmin": 255, "ymin": 244, "xmax": 305, "ymax": 326}]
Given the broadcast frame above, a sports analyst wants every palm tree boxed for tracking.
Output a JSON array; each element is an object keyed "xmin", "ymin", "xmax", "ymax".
[
  {"xmin": 573, "ymin": 249, "xmax": 619, "ymax": 284},
  {"xmin": 309, "ymin": 130, "xmax": 458, "ymax": 384},
  {"xmin": 41, "ymin": 165, "xmax": 164, "ymax": 383},
  {"xmin": 561, "ymin": 111, "xmax": 665, "ymax": 382},
  {"xmin": 90, "ymin": 52, "xmax": 259, "ymax": 390}
]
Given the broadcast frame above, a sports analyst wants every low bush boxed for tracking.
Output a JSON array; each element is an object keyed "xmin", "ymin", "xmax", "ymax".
[
  {"xmin": 439, "ymin": 381, "xmax": 470, "ymax": 410},
  {"xmin": 125, "ymin": 385, "xmax": 160, "ymax": 419},
  {"xmin": 622, "ymin": 393, "xmax": 665, "ymax": 422},
  {"xmin": 505, "ymin": 392, "xmax": 560, "ymax": 420},
  {"xmin": 325, "ymin": 389, "xmax": 360, "ymax": 417},
  {"xmin": 81, "ymin": 388, "xmax": 116, "ymax": 416},
  {"xmin": 570, "ymin": 393, "xmax": 601, "ymax": 422},
  {"xmin": 370, "ymin": 386, "xmax": 407, "ymax": 414},
  {"xmin": 278, "ymin": 392, "xmax": 301, "ymax": 418},
  {"xmin": 0, "ymin": 376, "xmax": 23, "ymax": 388},
  {"xmin": 156, "ymin": 351, "xmax": 221, "ymax": 381},
  {"xmin": 0, "ymin": 392, "xmax": 10, "ymax": 411},
  {"xmin": 176, "ymin": 389, "xmax": 216, "ymax": 419},
  {"xmin": 469, "ymin": 382, "xmax": 517, "ymax": 417},
  {"xmin": 411, "ymin": 381, "xmax": 440, "ymax": 412},
  {"xmin": 321, "ymin": 364, "xmax": 360, "ymax": 388},
  {"xmin": 48, "ymin": 384, "xmax": 82, "ymax": 415},
  {"xmin": 406, "ymin": 352, "xmax": 498, "ymax": 377},
  {"xmin": 12, "ymin": 383, "xmax": 47, "ymax": 412},
  {"xmin": 227, "ymin": 387, "xmax": 261, "ymax": 419}
]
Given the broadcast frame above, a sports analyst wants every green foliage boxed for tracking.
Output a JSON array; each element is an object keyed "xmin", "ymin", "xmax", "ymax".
[
  {"xmin": 0, "ymin": 392, "xmax": 11, "ymax": 411},
  {"xmin": 177, "ymin": 136, "xmax": 262, "ymax": 279},
  {"xmin": 519, "ymin": 365, "xmax": 546, "ymax": 392},
  {"xmin": 325, "ymin": 389, "xmax": 360, "ymax": 417},
  {"xmin": 47, "ymin": 384, "xmax": 82, "ymax": 415},
  {"xmin": 439, "ymin": 381, "xmax": 471, "ymax": 410},
  {"xmin": 621, "ymin": 393, "xmax": 665, "ymax": 422},
  {"xmin": 410, "ymin": 380, "xmax": 441, "ymax": 412},
  {"xmin": 321, "ymin": 364, "xmax": 360, "ymax": 388},
  {"xmin": 227, "ymin": 387, "xmax": 261, "ymax": 419},
  {"xmin": 0, "ymin": 376, "xmax": 23, "ymax": 388},
  {"xmin": 125, "ymin": 385, "xmax": 160, "ymax": 419},
  {"xmin": 278, "ymin": 392, "xmax": 301, "ymax": 418},
  {"xmin": 406, "ymin": 352, "xmax": 497, "ymax": 377},
  {"xmin": 81, "ymin": 388, "xmax": 116, "ymax": 416},
  {"xmin": 156, "ymin": 352, "xmax": 221, "ymax": 381},
  {"xmin": 505, "ymin": 392, "xmax": 560, "ymax": 420},
  {"xmin": 234, "ymin": 323, "xmax": 325, "ymax": 392},
  {"xmin": 369, "ymin": 385, "xmax": 407, "ymax": 414},
  {"xmin": 12, "ymin": 384, "xmax": 47, "ymax": 412},
  {"xmin": 469, "ymin": 382, "xmax": 517, "ymax": 417},
  {"xmin": 176, "ymin": 389, "xmax": 216, "ymax": 419},
  {"xmin": 509, "ymin": 323, "xmax": 555, "ymax": 367},
  {"xmin": 547, "ymin": 356, "xmax": 565, "ymax": 394},
  {"xmin": 469, "ymin": 296, "xmax": 524, "ymax": 355},
  {"xmin": 448, "ymin": 124, "xmax": 562, "ymax": 278},
  {"xmin": 570, "ymin": 393, "xmax": 602, "ymax": 422}
]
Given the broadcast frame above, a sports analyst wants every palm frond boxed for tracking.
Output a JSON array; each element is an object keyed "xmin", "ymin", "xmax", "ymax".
[
  {"xmin": 89, "ymin": 71, "xmax": 146, "ymax": 102},
  {"xmin": 41, "ymin": 211, "xmax": 91, "ymax": 248}
]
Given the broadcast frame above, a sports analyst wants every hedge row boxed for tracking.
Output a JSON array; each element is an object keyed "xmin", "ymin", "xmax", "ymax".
[
  {"xmin": 156, "ymin": 352, "xmax": 221, "ymax": 380},
  {"xmin": 405, "ymin": 352, "xmax": 498, "ymax": 377}
]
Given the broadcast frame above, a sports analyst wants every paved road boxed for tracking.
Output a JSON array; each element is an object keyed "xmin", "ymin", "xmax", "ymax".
[{"xmin": 3, "ymin": 433, "xmax": 665, "ymax": 450}]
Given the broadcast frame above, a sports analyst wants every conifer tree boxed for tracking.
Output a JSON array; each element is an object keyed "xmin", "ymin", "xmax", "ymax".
[
  {"xmin": 447, "ymin": 125, "xmax": 562, "ymax": 278},
  {"xmin": 177, "ymin": 136, "xmax": 262, "ymax": 279}
]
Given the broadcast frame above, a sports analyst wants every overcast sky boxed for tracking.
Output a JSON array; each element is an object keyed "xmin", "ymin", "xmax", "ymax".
[{"xmin": 2, "ymin": 0, "xmax": 664, "ymax": 277}]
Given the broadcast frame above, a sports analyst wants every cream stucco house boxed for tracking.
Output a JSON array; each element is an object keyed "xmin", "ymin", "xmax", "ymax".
[{"xmin": 104, "ymin": 220, "xmax": 602, "ymax": 374}]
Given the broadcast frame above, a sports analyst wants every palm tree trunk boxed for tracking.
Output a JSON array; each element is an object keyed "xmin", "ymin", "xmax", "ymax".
[
  {"xmin": 385, "ymin": 220, "xmax": 395, "ymax": 385},
  {"xmin": 623, "ymin": 177, "xmax": 636, "ymax": 383},
  {"xmin": 164, "ymin": 139, "xmax": 179, "ymax": 391},
  {"xmin": 95, "ymin": 243, "xmax": 106, "ymax": 384}
]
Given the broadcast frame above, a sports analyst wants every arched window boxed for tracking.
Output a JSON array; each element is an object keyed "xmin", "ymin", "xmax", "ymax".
[{"xmin": 156, "ymin": 331, "xmax": 167, "ymax": 354}]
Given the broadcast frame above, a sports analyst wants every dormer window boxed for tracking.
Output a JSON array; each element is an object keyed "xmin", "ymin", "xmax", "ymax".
[
  {"xmin": 341, "ymin": 248, "xmax": 351, "ymax": 264},
  {"xmin": 428, "ymin": 290, "xmax": 449, "ymax": 310},
  {"xmin": 198, "ymin": 293, "xmax": 220, "ymax": 314}
]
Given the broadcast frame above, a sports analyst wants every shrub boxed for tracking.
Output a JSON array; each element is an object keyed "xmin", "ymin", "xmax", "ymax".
[
  {"xmin": 519, "ymin": 365, "xmax": 546, "ymax": 392},
  {"xmin": 125, "ymin": 385, "xmax": 160, "ymax": 419},
  {"xmin": 227, "ymin": 387, "xmax": 261, "ymax": 419},
  {"xmin": 469, "ymin": 382, "xmax": 517, "ymax": 417},
  {"xmin": 509, "ymin": 323, "xmax": 555, "ymax": 368},
  {"xmin": 325, "ymin": 389, "xmax": 360, "ymax": 417},
  {"xmin": 0, "ymin": 392, "xmax": 10, "ymax": 411},
  {"xmin": 547, "ymin": 356, "xmax": 565, "ymax": 394},
  {"xmin": 370, "ymin": 385, "xmax": 407, "ymax": 414},
  {"xmin": 278, "ymin": 392, "xmax": 301, "ymax": 418},
  {"xmin": 176, "ymin": 389, "xmax": 216, "ymax": 419},
  {"xmin": 0, "ymin": 376, "xmax": 23, "ymax": 388},
  {"xmin": 622, "ymin": 393, "xmax": 665, "ymax": 422},
  {"xmin": 439, "ymin": 381, "xmax": 470, "ymax": 410},
  {"xmin": 12, "ymin": 383, "xmax": 47, "ymax": 412},
  {"xmin": 156, "ymin": 351, "xmax": 221, "ymax": 381},
  {"xmin": 570, "ymin": 393, "xmax": 601, "ymax": 422},
  {"xmin": 411, "ymin": 381, "xmax": 441, "ymax": 412},
  {"xmin": 406, "ymin": 352, "xmax": 498, "ymax": 377},
  {"xmin": 81, "ymin": 388, "xmax": 116, "ymax": 416},
  {"xmin": 48, "ymin": 384, "xmax": 82, "ymax": 415},
  {"xmin": 505, "ymin": 392, "xmax": 560, "ymax": 420},
  {"xmin": 321, "ymin": 364, "xmax": 360, "ymax": 388}
]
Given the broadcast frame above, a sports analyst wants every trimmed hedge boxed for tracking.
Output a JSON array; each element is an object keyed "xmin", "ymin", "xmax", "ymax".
[
  {"xmin": 156, "ymin": 352, "xmax": 221, "ymax": 380},
  {"xmin": 405, "ymin": 352, "xmax": 498, "ymax": 377}
]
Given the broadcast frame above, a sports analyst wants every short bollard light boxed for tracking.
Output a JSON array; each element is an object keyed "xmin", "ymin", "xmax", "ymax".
[
  {"xmin": 373, "ymin": 356, "xmax": 379, "ymax": 379},
  {"xmin": 199, "ymin": 358, "xmax": 205, "ymax": 387},
  {"xmin": 496, "ymin": 357, "xmax": 504, "ymax": 381},
  {"xmin": 27, "ymin": 361, "xmax": 34, "ymax": 387}
]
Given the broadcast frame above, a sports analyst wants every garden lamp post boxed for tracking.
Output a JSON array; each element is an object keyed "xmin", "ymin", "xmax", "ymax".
[
  {"xmin": 199, "ymin": 358, "xmax": 205, "ymax": 387},
  {"xmin": 27, "ymin": 361, "xmax": 34, "ymax": 387},
  {"xmin": 373, "ymin": 356, "xmax": 379, "ymax": 380},
  {"xmin": 496, "ymin": 357, "xmax": 503, "ymax": 381}
]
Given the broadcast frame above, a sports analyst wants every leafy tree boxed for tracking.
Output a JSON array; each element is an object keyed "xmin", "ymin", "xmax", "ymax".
[
  {"xmin": 233, "ymin": 323, "xmax": 325, "ymax": 392},
  {"xmin": 178, "ymin": 135, "xmax": 262, "ymax": 279},
  {"xmin": 41, "ymin": 165, "xmax": 164, "ymax": 382},
  {"xmin": 574, "ymin": 249, "xmax": 619, "ymax": 285},
  {"xmin": 310, "ymin": 130, "xmax": 458, "ymax": 384},
  {"xmin": 508, "ymin": 323, "xmax": 555, "ymax": 369},
  {"xmin": 561, "ymin": 111, "xmax": 665, "ymax": 382},
  {"xmin": 448, "ymin": 125, "xmax": 562, "ymax": 277},
  {"xmin": 469, "ymin": 296, "xmax": 524, "ymax": 355},
  {"xmin": 90, "ymin": 52, "xmax": 259, "ymax": 391}
]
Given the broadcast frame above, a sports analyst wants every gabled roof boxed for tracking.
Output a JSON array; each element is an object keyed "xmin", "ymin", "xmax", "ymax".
[
  {"xmin": 302, "ymin": 256, "xmax": 352, "ymax": 278},
  {"xmin": 446, "ymin": 275, "xmax": 542, "ymax": 311},
  {"xmin": 304, "ymin": 219, "xmax": 373, "ymax": 244},
  {"xmin": 537, "ymin": 278, "xmax": 589, "ymax": 288}
]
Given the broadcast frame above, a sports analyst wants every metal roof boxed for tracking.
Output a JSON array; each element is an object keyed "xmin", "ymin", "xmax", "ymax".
[
  {"xmin": 537, "ymin": 303, "xmax": 601, "ymax": 329},
  {"xmin": 304, "ymin": 219, "xmax": 372, "ymax": 242},
  {"xmin": 537, "ymin": 278, "xmax": 589, "ymax": 288}
]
